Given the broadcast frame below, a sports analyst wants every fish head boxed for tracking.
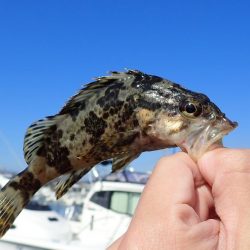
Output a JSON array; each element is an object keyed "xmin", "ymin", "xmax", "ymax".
[
  {"xmin": 175, "ymin": 95, "xmax": 237, "ymax": 160},
  {"xmin": 138, "ymin": 80, "xmax": 238, "ymax": 161}
]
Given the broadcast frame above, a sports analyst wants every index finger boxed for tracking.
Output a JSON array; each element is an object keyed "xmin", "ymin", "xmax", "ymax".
[
  {"xmin": 127, "ymin": 153, "xmax": 202, "ymax": 230},
  {"xmin": 140, "ymin": 152, "xmax": 202, "ymax": 209}
]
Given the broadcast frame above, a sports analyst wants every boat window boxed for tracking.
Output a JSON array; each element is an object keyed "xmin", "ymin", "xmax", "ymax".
[
  {"xmin": 90, "ymin": 191, "xmax": 111, "ymax": 209},
  {"xmin": 110, "ymin": 192, "xmax": 128, "ymax": 214},
  {"xmin": 110, "ymin": 192, "xmax": 141, "ymax": 216},
  {"xmin": 90, "ymin": 191, "xmax": 141, "ymax": 216}
]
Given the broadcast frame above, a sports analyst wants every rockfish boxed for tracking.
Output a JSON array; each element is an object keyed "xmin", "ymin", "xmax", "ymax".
[{"xmin": 0, "ymin": 70, "xmax": 237, "ymax": 236}]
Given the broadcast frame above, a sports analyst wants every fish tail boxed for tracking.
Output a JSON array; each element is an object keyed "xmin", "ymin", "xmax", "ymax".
[{"xmin": 0, "ymin": 167, "xmax": 42, "ymax": 237}]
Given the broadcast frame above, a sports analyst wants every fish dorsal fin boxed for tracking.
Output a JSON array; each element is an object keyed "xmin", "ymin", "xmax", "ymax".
[
  {"xmin": 112, "ymin": 152, "xmax": 141, "ymax": 173},
  {"xmin": 84, "ymin": 71, "xmax": 129, "ymax": 90},
  {"xmin": 23, "ymin": 115, "xmax": 64, "ymax": 165},
  {"xmin": 84, "ymin": 70, "xmax": 144, "ymax": 89},
  {"xmin": 55, "ymin": 169, "xmax": 90, "ymax": 200},
  {"xmin": 59, "ymin": 70, "xmax": 142, "ymax": 115}
]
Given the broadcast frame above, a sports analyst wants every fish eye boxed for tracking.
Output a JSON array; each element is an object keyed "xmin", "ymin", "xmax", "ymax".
[{"xmin": 179, "ymin": 101, "xmax": 202, "ymax": 118}]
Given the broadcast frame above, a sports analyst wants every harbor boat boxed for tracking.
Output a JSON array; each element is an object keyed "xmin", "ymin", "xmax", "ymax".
[
  {"xmin": 0, "ymin": 200, "xmax": 82, "ymax": 250},
  {"xmin": 68, "ymin": 170, "xmax": 149, "ymax": 249}
]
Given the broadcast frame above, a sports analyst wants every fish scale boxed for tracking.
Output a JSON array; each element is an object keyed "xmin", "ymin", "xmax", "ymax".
[{"xmin": 0, "ymin": 69, "xmax": 237, "ymax": 237}]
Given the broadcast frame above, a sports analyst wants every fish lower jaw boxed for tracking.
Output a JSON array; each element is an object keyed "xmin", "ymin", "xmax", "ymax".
[
  {"xmin": 178, "ymin": 141, "xmax": 212, "ymax": 162},
  {"xmin": 178, "ymin": 130, "xmax": 225, "ymax": 161},
  {"xmin": 177, "ymin": 117, "xmax": 238, "ymax": 161},
  {"xmin": 179, "ymin": 135, "xmax": 226, "ymax": 162}
]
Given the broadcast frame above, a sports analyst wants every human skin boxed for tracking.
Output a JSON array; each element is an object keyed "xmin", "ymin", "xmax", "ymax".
[{"xmin": 108, "ymin": 149, "xmax": 250, "ymax": 250}]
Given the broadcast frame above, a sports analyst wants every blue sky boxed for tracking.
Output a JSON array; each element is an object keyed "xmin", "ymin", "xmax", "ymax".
[{"xmin": 0, "ymin": 0, "xmax": 249, "ymax": 173}]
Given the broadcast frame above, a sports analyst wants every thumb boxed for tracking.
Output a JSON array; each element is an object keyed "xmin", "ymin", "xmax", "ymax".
[
  {"xmin": 198, "ymin": 148, "xmax": 250, "ymax": 187},
  {"xmin": 197, "ymin": 148, "xmax": 227, "ymax": 186}
]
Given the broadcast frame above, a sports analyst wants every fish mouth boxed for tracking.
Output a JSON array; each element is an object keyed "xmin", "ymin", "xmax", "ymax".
[{"xmin": 179, "ymin": 117, "xmax": 238, "ymax": 161}]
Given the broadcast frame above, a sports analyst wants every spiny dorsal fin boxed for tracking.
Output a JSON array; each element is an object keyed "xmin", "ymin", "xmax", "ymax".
[
  {"xmin": 87, "ymin": 70, "xmax": 144, "ymax": 88},
  {"xmin": 112, "ymin": 152, "xmax": 141, "ymax": 173},
  {"xmin": 55, "ymin": 169, "xmax": 90, "ymax": 200},
  {"xmin": 23, "ymin": 115, "xmax": 64, "ymax": 165},
  {"xmin": 59, "ymin": 70, "xmax": 143, "ymax": 115}
]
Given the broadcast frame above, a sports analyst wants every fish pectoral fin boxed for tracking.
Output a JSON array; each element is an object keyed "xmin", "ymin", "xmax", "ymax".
[
  {"xmin": 55, "ymin": 168, "xmax": 90, "ymax": 200},
  {"xmin": 112, "ymin": 152, "xmax": 141, "ymax": 173}
]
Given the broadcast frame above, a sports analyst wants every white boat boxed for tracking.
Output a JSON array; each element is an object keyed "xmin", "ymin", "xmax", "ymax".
[
  {"xmin": 69, "ymin": 170, "xmax": 149, "ymax": 249},
  {"xmin": 0, "ymin": 200, "xmax": 85, "ymax": 250}
]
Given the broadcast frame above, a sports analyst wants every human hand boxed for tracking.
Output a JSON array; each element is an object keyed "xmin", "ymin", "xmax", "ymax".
[
  {"xmin": 108, "ymin": 152, "xmax": 219, "ymax": 250},
  {"xmin": 108, "ymin": 149, "xmax": 250, "ymax": 250},
  {"xmin": 198, "ymin": 148, "xmax": 250, "ymax": 249}
]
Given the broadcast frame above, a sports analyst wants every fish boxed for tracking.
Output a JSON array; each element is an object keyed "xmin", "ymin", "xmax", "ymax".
[{"xmin": 0, "ymin": 69, "xmax": 237, "ymax": 237}]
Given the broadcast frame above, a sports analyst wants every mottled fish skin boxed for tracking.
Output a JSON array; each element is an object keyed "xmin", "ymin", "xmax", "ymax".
[{"xmin": 0, "ymin": 70, "xmax": 237, "ymax": 237}]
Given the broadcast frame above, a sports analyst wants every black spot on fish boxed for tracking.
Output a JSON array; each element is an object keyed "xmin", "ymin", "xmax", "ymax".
[
  {"xmin": 103, "ymin": 104, "xmax": 110, "ymax": 112},
  {"xmin": 110, "ymin": 108, "xmax": 115, "ymax": 116},
  {"xmin": 19, "ymin": 172, "xmax": 41, "ymax": 192},
  {"xmin": 45, "ymin": 137, "xmax": 51, "ymax": 144},
  {"xmin": 51, "ymin": 128, "xmax": 63, "ymax": 141},
  {"xmin": 36, "ymin": 144, "xmax": 46, "ymax": 157},
  {"xmin": 102, "ymin": 112, "xmax": 109, "ymax": 119},
  {"xmin": 70, "ymin": 134, "xmax": 75, "ymax": 141},
  {"xmin": 36, "ymin": 126, "xmax": 73, "ymax": 174},
  {"xmin": 131, "ymin": 73, "xmax": 163, "ymax": 91},
  {"xmin": 137, "ymin": 99, "xmax": 162, "ymax": 111},
  {"xmin": 84, "ymin": 111, "xmax": 107, "ymax": 144},
  {"xmin": 9, "ymin": 171, "xmax": 41, "ymax": 204},
  {"xmin": 105, "ymin": 82, "xmax": 125, "ymax": 95},
  {"xmin": 115, "ymin": 100, "xmax": 124, "ymax": 111},
  {"xmin": 96, "ymin": 96, "xmax": 106, "ymax": 107},
  {"xmin": 162, "ymin": 103, "xmax": 178, "ymax": 116},
  {"xmin": 97, "ymin": 82, "xmax": 124, "ymax": 108},
  {"xmin": 60, "ymin": 101, "xmax": 86, "ymax": 121},
  {"xmin": 120, "ymin": 101, "xmax": 134, "ymax": 122},
  {"xmin": 50, "ymin": 125, "xmax": 58, "ymax": 132},
  {"xmin": 9, "ymin": 181, "xmax": 20, "ymax": 191},
  {"xmin": 133, "ymin": 118, "xmax": 139, "ymax": 127},
  {"xmin": 47, "ymin": 146, "xmax": 72, "ymax": 174}
]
